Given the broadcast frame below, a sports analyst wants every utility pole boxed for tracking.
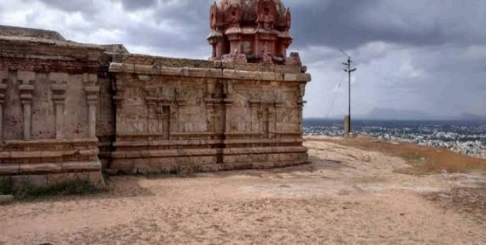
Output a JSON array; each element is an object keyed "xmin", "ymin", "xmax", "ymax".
[{"xmin": 342, "ymin": 54, "xmax": 357, "ymax": 136}]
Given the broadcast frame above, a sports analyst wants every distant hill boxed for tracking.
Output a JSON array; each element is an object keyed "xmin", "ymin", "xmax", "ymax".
[
  {"xmin": 457, "ymin": 113, "xmax": 486, "ymax": 121},
  {"xmin": 357, "ymin": 108, "xmax": 433, "ymax": 120},
  {"xmin": 306, "ymin": 108, "xmax": 486, "ymax": 121}
]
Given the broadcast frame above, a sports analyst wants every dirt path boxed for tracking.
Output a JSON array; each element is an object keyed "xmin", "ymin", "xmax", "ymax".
[{"xmin": 0, "ymin": 138, "xmax": 485, "ymax": 244}]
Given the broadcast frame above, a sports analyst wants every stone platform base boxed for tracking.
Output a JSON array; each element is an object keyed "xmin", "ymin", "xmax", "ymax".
[
  {"xmin": 0, "ymin": 139, "xmax": 105, "ymax": 189},
  {"xmin": 1, "ymin": 171, "xmax": 105, "ymax": 189},
  {"xmin": 111, "ymin": 151, "xmax": 309, "ymax": 174}
]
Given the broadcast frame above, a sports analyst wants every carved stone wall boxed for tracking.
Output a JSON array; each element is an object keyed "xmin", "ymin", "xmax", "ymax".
[
  {"xmin": 0, "ymin": 24, "xmax": 311, "ymax": 187},
  {"xmin": 109, "ymin": 55, "xmax": 311, "ymax": 173},
  {"xmin": 0, "ymin": 32, "xmax": 105, "ymax": 188}
]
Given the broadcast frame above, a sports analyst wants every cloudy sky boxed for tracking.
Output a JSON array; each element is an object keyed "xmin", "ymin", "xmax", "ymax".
[{"xmin": 1, "ymin": 0, "xmax": 485, "ymax": 118}]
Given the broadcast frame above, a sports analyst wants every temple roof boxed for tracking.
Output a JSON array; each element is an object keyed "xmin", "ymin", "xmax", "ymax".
[
  {"xmin": 216, "ymin": 0, "xmax": 288, "ymax": 23},
  {"xmin": 0, "ymin": 25, "xmax": 65, "ymax": 41}
]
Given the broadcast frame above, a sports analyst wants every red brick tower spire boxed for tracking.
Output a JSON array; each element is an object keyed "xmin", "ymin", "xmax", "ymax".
[{"xmin": 208, "ymin": 0, "xmax": 300, "ymax": 65}]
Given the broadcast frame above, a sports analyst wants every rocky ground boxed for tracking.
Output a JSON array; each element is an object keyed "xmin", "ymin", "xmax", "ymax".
[{"xmin": 0, "ymin": 137, "xmax": 485, "ymax": 244}]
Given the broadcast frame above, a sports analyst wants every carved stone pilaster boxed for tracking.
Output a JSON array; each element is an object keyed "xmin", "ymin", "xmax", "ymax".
[
  {"xmin": 174, "ymin": 88, "xmax": 186, "ymax": 106},
  {"xmin": 298, "ymin": 83, "xmax": 306, "ymax": 102},
  {"xmin": 18, "ymin": 71, "xmax": 35, "ymax": 140},
  {"xmin": 0, "ymin": 78, "xmax": 7, "ymax": 142},
  {"xmin": 249, "ymin": 94, "xmax": 260, "ymax": 132},
  {"xmin": 144, "ymin": 86, "xmax": 176, "ymax": 138},
  {"xmin": 84, "ymin": 74, "xmax": 99, "ymax": 139},
  {"xmin": 50, "ymin": 73, "xmax": 68, "ymax": 139},
  {"xmin": 112, "ymin": 76, "xmax": 125, "ymax": 109}
]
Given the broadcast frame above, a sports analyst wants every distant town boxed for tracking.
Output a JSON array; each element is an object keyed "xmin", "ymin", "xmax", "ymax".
[{"xmin": 304, "ymin": 119, "xmax": 486, "ymax": 159}]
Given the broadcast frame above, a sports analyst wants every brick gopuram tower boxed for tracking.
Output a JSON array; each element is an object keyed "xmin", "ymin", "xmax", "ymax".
[{"xmin": 208, "ymin": 0, "xmax": 300, "ymax": 65}]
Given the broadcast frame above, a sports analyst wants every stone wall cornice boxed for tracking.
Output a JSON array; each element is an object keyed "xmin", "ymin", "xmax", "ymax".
[
  {"xmin": 0, "ymin": 38, "xmax": 103, "ymax": 62},
  {"xmin": 119, "ymin": 54, "xmax": 306, "ymax": 73},
  {"xmin": 109, "ymin": 62, "xmax": 311, "ymax": 82},
  {"xmin": 0, "ymin": 56, "xmax": 101, "ymax": 74},
  {"xmin": 0, "ymin": 36, "xmax": 103, "ymax": 50}
]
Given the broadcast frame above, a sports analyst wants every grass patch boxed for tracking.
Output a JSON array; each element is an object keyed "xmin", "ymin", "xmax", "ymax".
[
  {"xmin": 0, "ymin": 178, "xmax": 100, "ymax": 200},
  {"xmin": 0, "ymin": 177, "xmax": 13, "ymax": 195},
  {"xmin": 310, "ymin": 136, "xmax": 486, "ymax": 174}
]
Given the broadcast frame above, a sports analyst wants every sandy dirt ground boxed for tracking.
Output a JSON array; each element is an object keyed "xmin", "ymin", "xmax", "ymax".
[{"xmin": 1, "ymin": 138, "xmax": 485, "ymax": 245}]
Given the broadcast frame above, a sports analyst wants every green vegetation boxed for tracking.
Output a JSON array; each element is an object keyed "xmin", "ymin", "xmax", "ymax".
[
  {"xmin": 0, "ymin": 177, "xmax": 13, "ymax": 195},
  {"xmin": 0, "ymin": 177, "xmax": 100, "ymax": 200}
]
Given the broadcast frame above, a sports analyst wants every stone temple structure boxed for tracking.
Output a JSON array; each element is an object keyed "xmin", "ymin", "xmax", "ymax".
[{"xmin": 0, "ymin": 0, "xmax": 310, "ymax": 188}]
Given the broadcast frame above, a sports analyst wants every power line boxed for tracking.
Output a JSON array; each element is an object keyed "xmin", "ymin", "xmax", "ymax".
[
  {"xmin": 338, "ymin": 48, "xmax": 350, "ymax": 58},
  {"xmin": 324, "ymin": 79, "xmax": 344, "ymax": 119},
  {"xmin": 324, "ymin": 71, "xmax": 347, "ymax": 119}
]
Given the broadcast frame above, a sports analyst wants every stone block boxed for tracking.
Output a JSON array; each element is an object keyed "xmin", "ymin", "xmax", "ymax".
[
  {"xmin": 284, "ymin": 73, "xmax": 298, "ymax": 81},
  {"xmin": 222, "ymin": 164, "xmax": 235, "ymax": 171},
  {"xmin": 233, "ymin": 162, "xmax": 252, "ymax": 170},
  {"xmin": 269, "ymin": 154, "xmax": 280, "ymax": 162},
  {"xmin": 47, "ymin": 173, "xmax": 77, "ymax": 186},
  {"xmin": 12, "ymin": 175, "xmax": 47, "ymax": 187},
  {"xmin": 175, "ymin": 157, "xmax": 192, "ymax": 165},
  {"xmin": 10, "ymin": 151, "xmax": 42, "ymax": 159},
  {"xmin": 261, "ymin": 72, "xmax": 276, "ymax": 81},
  {"xmin": 62, "ymin": 161, "xmax": 101, "ymax": 171},
  {"xmin": 252, "ymin": 154, "xmax": 268, "ymax": 162},
  {"xmin": 0, "ymin": 164, "xmax": 20, "ymax": 175},
  {"xmin": 0, "ymin": 70, "xmax": 8, "ymax": 79},
  {"xmin": 199, "ymin": 164, "xmax": 223, "ymax": 172},
  {"xmin": 87, "ymin": 172, "xmax": 106, "ymax": 188},
  {"xmin": 252, "ymin": 162, "xmax": 274, "ymax": 169},
  {"xmin": 133, "ymin": 160, "xmax": 151, "ymax": 172},
  {"xmin": 49, "ymin": 72, "xmax": 69, "ymax": 82},
  {"xmin": 17, "ymin": 71, "xmax": 35, "ymax": 81},
  {"xmin": 111, "ymin": 159, "xmax": 134, "ymax": 172},
  {"xmin": 40, "ymin": 151, "xmax": 63, "ymax": 158},
  {"xmin": 20, "ymin": 163, "xmax": 62, "ymax": 174},
  {"xmin": 275, "ymin": 65, "xmax": 301, "ymax": 74},
  {"xmin": 235, "ymin": 155, "xmax": 249, "ymax": 163},
  {"xmin": 223, "ymin": 155, "xmax": 236, "ymax": 164},
  {"xmin": 194, "ymin": 156, "xmax": 217, "ymax": 165},
  {"xmin": 0, "ymin": 152, "xmax": 10, "ymax": 159},
  {"xmin": 299, "ymin": 153, "xmax": 309, "ymax": 161},
  {"xmin": 149, "ymin": 158, "xmax": 176, "ymax": 168}
]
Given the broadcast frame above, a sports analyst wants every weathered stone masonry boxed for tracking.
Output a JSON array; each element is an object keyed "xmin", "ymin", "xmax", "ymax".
[
  {"xmin": 109, "ymin": 56, "xmax": 310, "ymax": 173},
  {"xmin": 0, "ymin": 29, "xmax": 105, "ymax": 187},
  {"xmin": 0, "ymin": 0, "xmax": 311, "ymax": 187}
]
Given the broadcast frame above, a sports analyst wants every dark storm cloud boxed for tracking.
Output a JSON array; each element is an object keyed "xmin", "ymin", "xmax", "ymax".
[
  {"xmin": 37, "ymin": 0, "xmax": 98, "ymax": 13},
  {"xmin": 1, "ymin": 0, "xmax": 484, "ymax": 117},
  {"xmin": 117, "ymin": 0, "xmax": 211, "ymax": 57},
  {"xmin": 288, "ymin": 0, "xmax": 486, "ymax": 50},
  {"xmin": 119, "ymin": 0, "xmax": 158, "ymax": 10}
]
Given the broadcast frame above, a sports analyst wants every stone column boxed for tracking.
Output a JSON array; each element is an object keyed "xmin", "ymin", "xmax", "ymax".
[
  {"xmin": 227, "ymin": 35, "xmax": 241, "ymax": 54},
  {"xmin": 18, "ymin": 71, "xmax": 35, "ymax": 141},
  {"xmin": 113, "ymin": 75, "xmax": 125, "ymax": 136},
  {"xmin": 223, "ymin": 81, "xmax": 234, "ymax": 133},
  {"xmin": 250, "ymin": 98, "xmax": 259, "ymax": 132},
  {"xmin": 254, "ymin": 34, "xmax": 260, "ymax": 58},
  {"xmin": 206, "ymin": 101, "xmax": 215, "ymax": 132},
  {"xmin": 298, "ymin": 83, "xmax": 306, "ymax": 134},
  {"xmin": 50, "ymin": 73, "xmax": 68, "ymax": 140},
  {"xmin": 0, "ymin": 78, "xmax": 7, "ymax": 141},
  {"xmin": 84, "ymin": 74, "xmax": 100, "ymax": 139},
  {"xmin": 175, "ymin": 88, "xmax": 186, "ymax": 133},
  {"xmin": 275, "ymin": 101, "xmax": 283, "ymax": 139},
  {"xmin": 206, "ymin": 79, "xmax": 216, "ymax": 132}
]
